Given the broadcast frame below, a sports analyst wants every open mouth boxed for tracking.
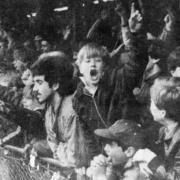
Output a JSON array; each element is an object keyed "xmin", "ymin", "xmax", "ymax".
[{"xmin": 90, "ymin": 69, "xmax": 98, "ymax": 76}]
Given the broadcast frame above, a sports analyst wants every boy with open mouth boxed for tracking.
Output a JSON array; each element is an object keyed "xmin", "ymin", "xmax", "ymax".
[{"xmin": 73, "ymin": 40, "xmax": 147, "ymax": 166}]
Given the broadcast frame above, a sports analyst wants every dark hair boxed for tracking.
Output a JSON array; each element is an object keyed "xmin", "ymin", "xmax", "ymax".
[
  {"xmin": 167, "ymin": 46, "xmax": 180, "ymax": 72},
  {"xmin": 31, "ymin": 51, "xmax": 74, "ymax": 96}
]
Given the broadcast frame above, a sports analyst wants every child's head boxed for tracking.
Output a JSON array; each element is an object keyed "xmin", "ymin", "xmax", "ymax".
[
  {"xmin": 167, "ymin": 46, "xmax": 180, "ymax": 77},
  {"xmin": 76, "ymin": 43, "xmax": 109, "ymax": 86},
  {"xmin": 94, "ymin": 119, "xmax": 145, "ymax": 166},
  {"xmin": 150, "ymin": 76, "xmax": 180, "ymax": 123}
]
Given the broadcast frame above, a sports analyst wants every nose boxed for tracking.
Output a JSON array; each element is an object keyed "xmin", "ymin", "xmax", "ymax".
[
  {"xmin": 90, "ymin": 59, "xmax": 96, "ymax": 67},
  {"xmin": 104, "ymin": 144, "xmax": 110, "ymax": 154},
  {"xmin": 33, "ymin": 84, "xmax": 38, "ymax": 92}
]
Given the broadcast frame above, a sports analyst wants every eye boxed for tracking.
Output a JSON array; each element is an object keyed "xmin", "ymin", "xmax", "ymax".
[
  {"xmin": 85, "ymin": 59, "xmax": 90, "ymax": 63},
  {"xmin": 35, "ymin": 80, "xmax": 43, "ymax": 85},
  {"xmin": 96, "ymin": 58, "xmax": 102, "ymax": 63}
]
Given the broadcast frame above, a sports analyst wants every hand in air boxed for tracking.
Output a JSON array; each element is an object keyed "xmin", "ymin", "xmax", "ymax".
[{"xmin": 129, "ymin": 3, "xmax": 143, "ymax": 33}]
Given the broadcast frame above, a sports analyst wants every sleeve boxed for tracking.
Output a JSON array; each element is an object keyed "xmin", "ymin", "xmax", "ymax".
[
  {"xmin": 148, "ymin": 156, "xmax": 180, "ymax": 180},
  {"xmin": 112, "ymin": 35, "xmax": 148, "ymax": 97},
  {"xmin": 158, "ymin": 27, "xmax": 176, "ymax": 53},
  {"xmin": 159, "ymin": 27, "xmax": 174, "ymax": 43},
  {"xmin": 86, "ymin": 19, "xmax": 101, "ymax": 39},
  {"xmin": 5, "ymin": 106, "xmax": 45, "ymax": 138},
  {"xmin": 56, "ymin": 112, "xmax": 88, "ymax": 168}
]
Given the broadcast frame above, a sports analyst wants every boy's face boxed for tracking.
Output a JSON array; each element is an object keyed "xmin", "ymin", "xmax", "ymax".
[
  {"xmin": 79, "ymin": 56, "xmax": 104, "ymax": 86},
  {"xmin": 104, "ymin": 141, "xmax": 127, "ymax": 165},
  {"xmin": 33, "ymin": 75, "xmax": 53, "ymax": 103},
  {"xmin": 150, "ymin": 99, "xmax": 166, "ymax": 122}
]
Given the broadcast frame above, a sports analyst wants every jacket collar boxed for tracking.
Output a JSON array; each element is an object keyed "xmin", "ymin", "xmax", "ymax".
[
  {"xmin": 46, "ymin": 92, "xmax": 62, "ymax": 115},
  {"xmin": 74, "ymin": 79, "xmax": 97, "ymax": 99},
  {"xmin": 159, "ymin": 125, "xmax": 180, "ymax": 157}
]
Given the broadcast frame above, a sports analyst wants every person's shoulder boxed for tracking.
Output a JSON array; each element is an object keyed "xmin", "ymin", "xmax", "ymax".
[{"xmin": 61, "ymin": 95, "xmax": 77, "ymax": 117}]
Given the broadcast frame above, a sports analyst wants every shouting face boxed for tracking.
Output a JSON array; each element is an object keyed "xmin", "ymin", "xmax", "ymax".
[{"xmin": 79, "ymin": 56, "xmax": 104, "ymax": 86}]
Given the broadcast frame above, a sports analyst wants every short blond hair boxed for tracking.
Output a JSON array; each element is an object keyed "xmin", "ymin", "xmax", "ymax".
[{"xmin": 76, "ymin": 43, "xmax": 109, "ymax": 66}]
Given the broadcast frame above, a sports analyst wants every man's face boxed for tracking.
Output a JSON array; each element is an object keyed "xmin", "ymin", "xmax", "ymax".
[
  {"xmin": 41, "ymin": 41, "xmax": 51, "ymax": 53},
  {"xmin": 33, "ymin": 75, "xmax": 53, "ymax": 103},
  {"xmin": 79, "ymin": 56, "xmax": 104, "ymax": 86},
  {"xmin": 150, "ymin": 99, "xmax": 165, "ymax": 122},
  {"xmin": 104, "ymin": 141, "xmax": 127, "ymax": 165}
]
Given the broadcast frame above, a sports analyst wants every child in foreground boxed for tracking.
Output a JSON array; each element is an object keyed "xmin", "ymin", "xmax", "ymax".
[{"xmin": 85, "ymin": 119, "xmax": 151, "ymax": 180}]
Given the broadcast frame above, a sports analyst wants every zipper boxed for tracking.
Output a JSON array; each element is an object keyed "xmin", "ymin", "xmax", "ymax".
[
  {"xmin": 92, "ymin": 97, "xmax": 107, "ymax": 128},
  {"xmin": 83, "ymin": 88, "xmax": 107, "ymax": 128}
]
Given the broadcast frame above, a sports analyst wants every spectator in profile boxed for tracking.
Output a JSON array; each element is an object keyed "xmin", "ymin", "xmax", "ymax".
[
  {"xmin": 85, "ymin": 119, "xmax": 147, "ymax": 180},
  {"xmin": 132, "ymin": 77, "xmax": 180, "ymax": 179},
  {"xmin": 30, "ymin": 52, "xmax": 88, "ymax": 176}
]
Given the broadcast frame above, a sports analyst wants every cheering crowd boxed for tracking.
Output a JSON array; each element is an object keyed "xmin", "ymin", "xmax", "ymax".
[{"xmin": 0, "ymin": 1, "xmax": 180, "ymax": 180}]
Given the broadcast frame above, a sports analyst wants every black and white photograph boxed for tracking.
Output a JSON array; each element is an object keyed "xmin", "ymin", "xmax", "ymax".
[{"xmin": 0, "ymin": 0, "xmax": 179, "ymax": 179}]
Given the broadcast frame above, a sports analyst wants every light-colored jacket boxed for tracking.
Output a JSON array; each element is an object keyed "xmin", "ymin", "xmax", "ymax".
[{"xmin": 45, "ymin": 92, "xmax": 89, "ymax": 168}]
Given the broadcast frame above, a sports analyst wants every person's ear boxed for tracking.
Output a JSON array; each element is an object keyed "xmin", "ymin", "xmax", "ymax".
[
  {"xmin": 52, "ymin": 83, "xmax": 59, "ymax": 91},
  {"xmin": 160, "ymin": 109, "xmax": 166, "ymax": 119},
  {"xmin": 124, "ymin": 146, "xmax": 136, "ymax": 158}
]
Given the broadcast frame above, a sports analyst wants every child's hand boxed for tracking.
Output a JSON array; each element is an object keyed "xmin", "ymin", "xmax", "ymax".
[
  {"xmin": 115, "ymin": 2, "xmax": 127, "ymax": 17},
  {"xmin": 87, "ymin": 154, "xmax": 108, "ymax": 179},
  {"xmin": 164, "ymin": 13, "xmax": 175, "ymax": 31},
  {"xmin": 75, "ymin": 167, "xmax": 86, "ymax": 176}
]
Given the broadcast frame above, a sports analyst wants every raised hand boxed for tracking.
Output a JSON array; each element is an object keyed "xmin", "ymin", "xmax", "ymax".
[
  {"xmin": 115, "ymin": 2, "xmax": 127, "ymax": 17},
  {"xmin": 128, "ymin": 3, "xmax": 143, "ymax": 33},
  {"xmin": 164, "ymin": 13, "xmax": 175, "ymax": 31}
]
